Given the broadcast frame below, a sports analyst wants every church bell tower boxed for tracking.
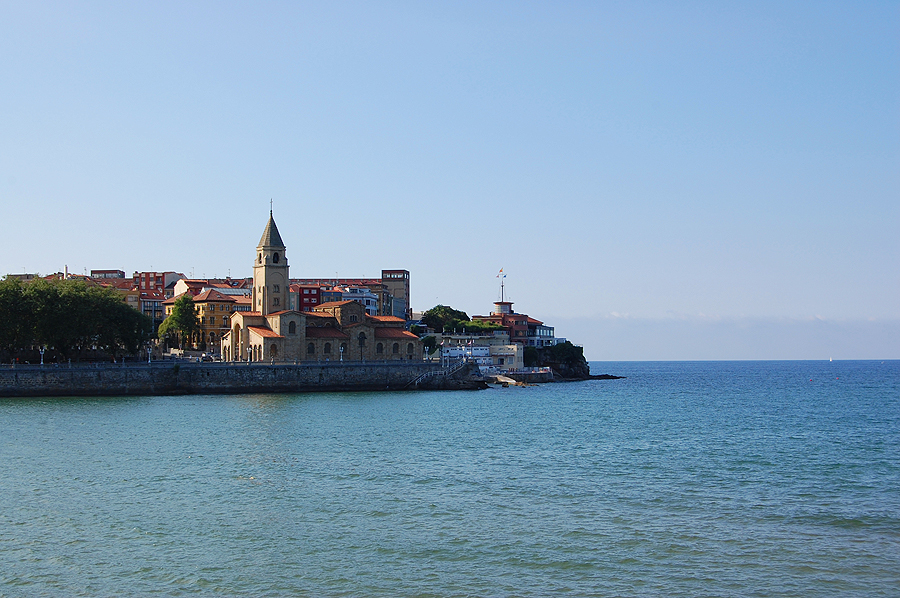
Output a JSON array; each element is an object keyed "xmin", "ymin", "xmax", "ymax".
[{"xmin": 252, "ymin": 210, "xmax": 289, "ymax": 315}]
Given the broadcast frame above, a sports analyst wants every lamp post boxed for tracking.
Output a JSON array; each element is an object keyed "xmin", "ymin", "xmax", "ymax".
[
  {"xmin": 39, "ymin": 346, "xmax": 45, "ymax": 366},
  {"xmin": 339, "ymin": 345, "xmax": 344, "ymax": 362}
]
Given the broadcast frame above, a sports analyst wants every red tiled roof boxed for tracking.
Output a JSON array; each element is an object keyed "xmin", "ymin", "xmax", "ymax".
[
  {"xmin": 305, "ymin": 327, "xmax": 349, "ymax": 339},
  {"xmin": 162, "ymin": 292, "xmax": 191, "ymax": 304},
  {"xmin": 314, "ymin": 300, "xmax": 356, "ymax": 308},
  {"xmin": 374, "ymin": 328, "xmax": 419, "ymax": 340},
  {"xmin": 139, "ymin": 290, "xmax": 167, "ymax": 300},
  {"xmin": 234, "ymin": 296, "xmax": 252, "ymax": 304},
  {"xmin": 193, "ymin": 289, "xmax": 236, "ymax": 303},
  {"xmin": 98, "ymin": 279, "xmax": 137, "ymax": 290},
  {"xmin": 367, "ymin": 315, "xmax": 405, "ymax": 323},
  {"xmin": 526, "ymin": 317, "xmax": 543, "ymax": 325},
  {"xmin": 247, "ymin": 326, "xmax": 282, "ymax": 338}
]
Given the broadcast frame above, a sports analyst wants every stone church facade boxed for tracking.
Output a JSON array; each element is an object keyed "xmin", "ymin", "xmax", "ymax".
[{"xmin": 221, "ymin": 212, "xmax": 422, "ymax": 362}]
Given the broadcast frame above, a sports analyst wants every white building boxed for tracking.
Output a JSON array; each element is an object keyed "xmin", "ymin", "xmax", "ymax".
[
  {"xmin": 338, "ymin": 285, "xmax": 379, "ymax": 316},
  {"xmin": 437, "ymin": 330, "xmax": 525, "ymax": 372}
]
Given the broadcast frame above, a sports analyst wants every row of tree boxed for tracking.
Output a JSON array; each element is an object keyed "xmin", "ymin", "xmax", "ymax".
[
  {"xmin": 0, "ymin": 277, "xmax": 154, "ymax": 362},
  {"xmin": 418, "ymin": 305, "xmax": 502, "ymax": 334}
]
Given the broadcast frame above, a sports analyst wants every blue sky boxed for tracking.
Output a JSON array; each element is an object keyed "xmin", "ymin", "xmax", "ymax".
[{"xmin": 1, "ymin": 1, "xmax": 897, "ymax": 359}]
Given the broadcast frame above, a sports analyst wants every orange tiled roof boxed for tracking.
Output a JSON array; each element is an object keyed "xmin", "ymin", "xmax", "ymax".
[
  {"xmin": 162, "ymin": 292, "xmax": 190, "ymax": 304},
  {"xmin": 304, "ymin": 311, "xmax": 332, "ymax": 318},
  {"xmin": 247, "ymin": 325, "xmax": 282, "ymax": 338},
  {"xmin": 367, "ymin": 315, "xmax": 405, "ymax": 323},
  {"xmin": 314, "ymin": 300, "xmax": 356, "ymax": 308},
  {"xmin": 374, "ymin": 328, "xmax": 419, "ymax": 340},
  {"xmin": 266, "ymin": 310, "xmax": 300, "ymax": 316},
  {"xmin": 526, "ymin": 317, "xmax": 543, "ymax": 325},
  {"xmin": 193, "ymin": 289, "xmax": 236, "ymax": 303}
]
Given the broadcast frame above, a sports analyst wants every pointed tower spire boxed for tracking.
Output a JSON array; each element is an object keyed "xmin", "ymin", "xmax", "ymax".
[{"xmin": 258, "ymin": 208, "xmax": 285, "ymax": 248}]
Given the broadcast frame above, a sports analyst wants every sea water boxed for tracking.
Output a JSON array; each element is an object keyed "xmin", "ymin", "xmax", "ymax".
[{"xmin": 0, "ymin": 360, "xmax": 897, "ymax": 597}]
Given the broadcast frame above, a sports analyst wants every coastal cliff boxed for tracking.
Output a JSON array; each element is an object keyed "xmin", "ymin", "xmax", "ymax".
[{"xmin": 526, "ymin": 342, "xmax": 623, "ymax": 381}]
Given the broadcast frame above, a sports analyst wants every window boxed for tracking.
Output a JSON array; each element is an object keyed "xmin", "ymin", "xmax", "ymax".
[
  {"xmin": 307, "ymin": 343, "xmax": 315, "ymax": 355},
  {"xmin": 324, "ymin": 343, "xmax": 332, "ymax": 354},
  {"xmin": 304, "ymin": 289, "xmax": 310, "ymax": 294},
  {"xmin": 349, "ymin": 315, "xmax": 358, "ymax": 323},
  {"xmin": 407, "ymin": 343, "xmax": 414, "ymax": 354},
  {"xmin": 273, "ymin": 253, "xmax": 280, "ymax": 263},
  {"xmin": 273, "ymin": 285, "xmax": 280, "ymax": 293},
  {"xmin": 288, "ymin": 321, "xmax": 296, "ymax": 334},
  {"xmin": 376, "ymin": 343, "xmax": 383, "ymax": 354},
  {"xmin": 392, "ymin": 343, "xmax": 399, "ymax": 354},
  {"xmin": 357, "ymin": 332, "xmax": 366, "ymax": 347},
  {"xmin": 273, "ymin": 298, "xmax": 280, "ymax": 306}
]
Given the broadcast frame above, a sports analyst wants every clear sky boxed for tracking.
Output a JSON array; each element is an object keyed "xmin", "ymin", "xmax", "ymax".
[{"xmin": 1, "ymin": 1, "xmax": 897, "ymax": 360}]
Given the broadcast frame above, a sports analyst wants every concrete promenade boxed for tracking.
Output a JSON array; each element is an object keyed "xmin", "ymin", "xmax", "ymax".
[{"xmin": 0, "ymin": 360, "xmax": 485, "ymax": 397}]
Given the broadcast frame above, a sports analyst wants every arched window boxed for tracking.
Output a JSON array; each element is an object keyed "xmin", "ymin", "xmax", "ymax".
[
  {"xmin": 376, "ymin": 343, "xmax": 383, "ymax": 354},
  {"xmin": 288, "ymin": 321, "xmax": 296, "ymax": 334},
  {"xmin": 271, "ymin": 344, "xmax": 278, "ymax": 358},
  {"xmin": 349, "ymin": 315, "xmax": 358, "ymax": 323},
  {"xmin": 324, "ymin": 342, "xmax": 332, "ymax": 354},
  {"xmin": 407, "ymin": 343, "xmax": 414, "ymax": 354},
  {"xmin": 392, "ymin": 343, "xmax": 399, "ymax": 354},
  {"xmin": 273, "ymin": 252, "xmax": 280, "ymax": 263},
  {"xmin": 258, "ymin": 253, "xmax": 262, "ymax": 263},
  {"xmin": 358, "ymin": 332, "xmax": 366, "ymax": 347},
  {"xmin": 307, "ymin": 343, "xmax": 315, "ymax": 355}
]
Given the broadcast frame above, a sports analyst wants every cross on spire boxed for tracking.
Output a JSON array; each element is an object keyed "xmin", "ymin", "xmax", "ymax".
[{"xmin": 270, "ymin": 198, "xmax": 273, "ymax": 216}]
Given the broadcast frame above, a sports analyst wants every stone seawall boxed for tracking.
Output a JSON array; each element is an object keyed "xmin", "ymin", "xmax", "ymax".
[{"xmin": 0, "ymin": 361, "xmax": 485, "ymax": 397}]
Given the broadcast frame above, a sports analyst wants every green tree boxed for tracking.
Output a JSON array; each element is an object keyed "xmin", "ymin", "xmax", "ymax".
[
  {"xmin": 0, "ymin": 277, "xmax": 33, "ymax": 356},
  {"xmin": 421, "ymin": 304, "xmax": 504, "ymax": 334},
  {"xmin": 421, "ymin": 335, "xmax": 438, "ymax": 355},
  {"xmin": 2, "ymin": 278, "xmax": 154, "ymax": 361},
  {"xmin": 158, "ymin": 294, "xmax": 199, "ymax": 349},
  {"xmin": 421, "ymin": 305, "xmax": 470, "ymax": 333},
  {"xmin": 456, "ymin": 319, "xmax": 503, "ymax": 334}
]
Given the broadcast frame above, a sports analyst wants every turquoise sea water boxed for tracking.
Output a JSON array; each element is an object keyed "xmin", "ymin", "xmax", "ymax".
[{"xmin": 1, "ymin": 360, "xmax": 898, "ymax": 597}]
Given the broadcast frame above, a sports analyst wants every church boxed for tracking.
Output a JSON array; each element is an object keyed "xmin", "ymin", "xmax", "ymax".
[{"xmin": 221, "ymin": 212, "xmax": 423, "ymax": 362}]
